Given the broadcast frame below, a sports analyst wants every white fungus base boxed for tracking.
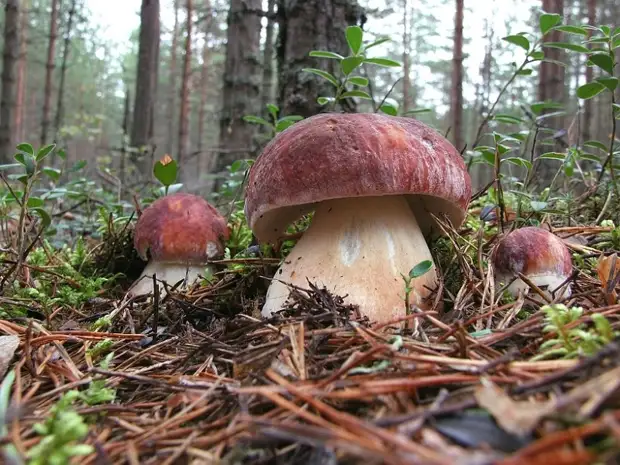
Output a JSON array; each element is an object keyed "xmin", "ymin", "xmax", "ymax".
[
  {"xmin": 129, "ymin": 261, "xmax": 212, "ymax": 297},
  {"xmin": 499, "ymin": 273, "xmax": 572, "ymax": 301},
  {"xmin": 262, "ymin": 195, "xmax": 439, "ymax": 324}
]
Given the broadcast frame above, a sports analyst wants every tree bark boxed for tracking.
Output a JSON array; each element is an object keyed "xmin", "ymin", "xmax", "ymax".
[
  {"xmin": 450, "ymin": 0, "xmax": 464, "ymax": 151},
  {"xmin": 260, "ymin": 0, "xmax": 276, "ymax": 113},
  {"xmin": 213, "ymin": 0, "xmax": 262, "ymax": 189},
  {"xmin": 0, "ymin": 0, "xmax": 20, "ymax": 163},
  {"xmin": 177, "ymin": 0, "xmax": 192, "ymax": 180},
  {"xmin": 15, "ymin": 0, "xmax": 29, "ymax": 143},
  {"xmin": 276, "ymin": 0, "xmax": 364, "ymax": 118},
  {"xmin": 166, "ymin": 0, "xmax": 179, "ymax": 156},
  {"xmin": 40, "ymin": 0, "xmax": 59, "ymax": 146},
  {"xmin": 196, "ymin": 0, "xmax": 213, "ymax": 174},
  {"xmin": 583, "ymin": 0, "xmax": 596, "ymax": 142},
  {"xmin": 131, "ymin": 0, "xmax": 160, "ymax": 173},
  {"xmin": 54, "ymin": 0, "xmax": 77, "ymax": 143},
  {"xmin": 402, "ymin": 0, "xmax": 410, "ymax": 113}
]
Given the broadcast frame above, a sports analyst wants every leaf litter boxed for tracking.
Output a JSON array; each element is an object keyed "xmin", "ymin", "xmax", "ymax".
[{"xmin": 1, "ymin": 205, "xmax": 620, "ymax": 465}]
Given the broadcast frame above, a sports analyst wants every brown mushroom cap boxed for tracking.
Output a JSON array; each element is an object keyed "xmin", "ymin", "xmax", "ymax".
[
  {"xmin": 492, "ymin": 226, "xmax": 573, "ymax": 290},
  {"xmin": 134, "ymin": 193, "xmax": 230, "ymax": 263},
  {"xmin": 244, "ymin": 113, "xmax": 472, "ymax": 243}
]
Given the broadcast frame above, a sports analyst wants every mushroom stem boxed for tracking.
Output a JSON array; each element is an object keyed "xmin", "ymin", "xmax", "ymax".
[
  {"xmin": 262, "ymin": 195, "xmax": 439, "ymax": 323},
  {"xmin": 129, "ymin": 261, "xmax": 211, "ymax": 297}
]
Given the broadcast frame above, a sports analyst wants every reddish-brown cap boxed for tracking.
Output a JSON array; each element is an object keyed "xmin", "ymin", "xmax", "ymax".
[
  {"xmin": 492, "ymin": 226, "xmax": 572, "ymax": 280},
  {"xmin": 244, "ymin": 113, "xmax": 472, "ymax": 243},
  {"xmin": 134, "ymin": 193, "xmax": 230, "ymax": 263}
]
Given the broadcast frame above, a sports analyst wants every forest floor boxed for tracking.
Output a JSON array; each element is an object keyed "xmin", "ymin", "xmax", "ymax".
[{"xmin": 2, "ymin": 191, "xmax": 620, "ymax": 465}]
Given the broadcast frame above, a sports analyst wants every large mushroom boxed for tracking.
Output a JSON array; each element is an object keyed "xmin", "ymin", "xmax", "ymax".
[
  {"xmin": 129, "ymin": 193, "xmax": 229, "ymax": 296},
  {"xmin": 491, "ymin": 226, "xmax": 573, "ymax": 300},
  {"xmin": 244, "ymin": 113, "xmax": 472, "ymax": 324}
]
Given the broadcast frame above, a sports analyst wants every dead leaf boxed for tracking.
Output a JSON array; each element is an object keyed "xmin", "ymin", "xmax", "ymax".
[
  {"xmin": 474, "ymin": 377, "xmax": 553, "ymax": 437},
  {"xmin": 160, "ymin": 154, "xmax": 173, "ymax": 165},
  {"xmin": 596, "ymin": 253, "xmax": 620, "ymax": 305},
  {"xmin": 0, "ymin": 335, "xmax": 19, "ymax": 380}
]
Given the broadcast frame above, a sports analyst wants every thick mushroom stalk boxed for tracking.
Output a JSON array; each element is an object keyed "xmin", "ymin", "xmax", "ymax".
[
  {"xmin": 129, "ymin": 193, "xmax": 229, "ymax": 298},
  {"xmin": 492, "ymin": 226, "xmax": 573, "ymax": 300},
  {"xmin": 263, "ymin": 196, "xmax": 438, "ymax": 321}
]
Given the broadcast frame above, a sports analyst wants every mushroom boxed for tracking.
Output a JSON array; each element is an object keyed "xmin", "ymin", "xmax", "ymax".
[
  {"xmin": 129, "ymin": 193, "xmax": 229, "ymax": 297},
  {"xmin": 491, "ymin": 226, "xmax": 573, "ymax": 300},
  {"xmin": 243, "ymin": 113, "xmax": 472, "ymax": 324}
]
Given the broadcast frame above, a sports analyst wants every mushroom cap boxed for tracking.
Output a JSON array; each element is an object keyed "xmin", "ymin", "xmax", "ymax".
[
  {"xmin": 134, "ymin": 193, "xmax": 230, "ymax": 263},
  {"xmin": 244, "ymin": 113, "xmax": 472, "ymax": 243},
  {"xmin": 492, "ymin": 226, "xmax": 573, "ymax": 282}
]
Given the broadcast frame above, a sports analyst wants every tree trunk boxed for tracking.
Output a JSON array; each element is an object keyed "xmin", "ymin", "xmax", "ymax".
[
  {"xmin": 40, "ymin": 0, "xmax": 59, "ymax": 146},
  {"xmin": 402, "ymin": 0, "xmax": 410, "ymax": 113},
  {"xmin": 583, "ymin": 0, "xmax": 596, "ymax": 142},
  {"xmin": 131, "ymin": 0, "xmax": 160, "ymax": 174},
  {"xmin": 177, "ymin": 0, "xmax": 192, "ymax": 181},
  {"xmin": 260, "ymin": 0, "xmax": 276, "ymax": 113},
  {"xmin": 276, "ymin": 0, "xmax": 364, "ymax": 118},
  {"xmin": 54, "ymin": 0, "xmax": 77, "ymax": 143},
  {"xmin": 450, "ymin": 0, "xmax": 464, "ymax": 151},
  {"xmin": 0, "ymin": 0, "xmax": 20, "ymax": 163},
  {"xmin": 15, "ymin": 0, "xmax": 29, "ymax": 143},
  {"xmin": 196, "ymin": 0, "xmax": 212, "ymax": 175},
  {"xmin": 166, "ymin": 0, "xmax": 179, "ymax": 156},
  {"xmin": 213, "ymin": 0, "xmax": 262, "ymax": 190}
]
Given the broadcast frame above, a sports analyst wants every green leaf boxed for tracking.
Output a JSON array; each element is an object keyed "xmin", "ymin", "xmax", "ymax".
[
  {"xmin": 539, "ymin": 152, "xmax": 566, "ymax": 161},
  {"xmin": 348, "ymin": 76, "xmax": 369, "ymax": 86},
  {"xmin": 492, "ymin": 114, "xmax": 525, "ymax": 124},
  {"xmin": 600, "ymin": 25, "xmax": 611, "ymax": 36},
  {"xmin": 278, "ymin": 115, "xmax": 304, "ymax": 123},
  {"xmin": 544, "ymin": 42, "xmax": 590, "ymax": 52},
  {"xmin": 42, "ymin": 167, "xmax": 61, "ymax": 181},
  {"xmin": 275, "ymin": 119, "xmax": 297, "ymax": 132},
  {"xmin": 340, "ymin": 90, "xmax": 372, "ymax": 100},
  {"xmin": 577, "ymin": 81, "xmax": 606, "ymax": 99},
  {"xmin": 409, "ymin": 260, "xmax": 433, "ymax": 278},
  {"xmin": 530, "ymin": 101, "xmax": 564, "ymax": 115},
  {"xmin": 36, "ymin": 143, "xmax": 56, "ymax": 162},
  {"xmin": 302, "ymin": 67, "xmax": 339, "ymax": 86},
  {"xmin": 266, "ymin": 103, "xmax": 279, "ymax": 120},
  {"xmin": 502, "ymin": 35, "xmax": 530, "ymax": 51},
  {"xmin": 346, "ymin": 26, "xmax": 363, "ymax": 55},
  {"xmin": 403, "ymin": 108, "xmax": 432, "ymax": 116},
  {"xmin": 517, "ymin": 68, "xmax": 533, "ymax": 76},
  {"xmin": 589, "ymin": 53, "xmax": 614, "ymax": 74},
  {"xmin": 243, "ymin": 115, "xmax": 272, "ymax": 127},
  {"xmin": 580, "ymin": 153, "xmax": 601, "ymax": 163},
  {"xmin": 317, "ymin": 96, "xmax": 335, "ymax": 106},
  {"xmin": 341, "ymin": 56, "xmax": 365, "ymax": 75},
  {"xmin": 379, "ymin": 103, "xmax": 398, "ymax": 116},
  {"xmin": 530, "ymin": 200, "xmax": 548, "ymax": 211},
  {"xmin": 32, "ymin": 207, "xmax": 51, "ymax": 228},
  {"xmin": 503, "ymin": 157, "xmax": 532, "ymax": 170},
  {"xmin": 0, "ymin": 163, "xmax": 21, "ymax": 171},
  {"xmin": 153, "ymin": 159, "xmax": 178, "ymax": 187},
  {"xmin": 14, "ymin": 152, "xmax": 35, "ymax": 177},
  {"xmin": 363, "ymin": 37, "xmax": 391, "ymax": 50},
  {"xmin": 540, "ymin": 13, "xmax": 562, "ymax": 34},
  {"xmin": 27, "ymin": 196, "xmax": 44, "ymax": 208},
  {"xmin": 230, "ymin": 160, "xmax": 246, "ymax": 173},
  {"xmin": 16, "ymin": 143, "xmax": 34, "ymax": 156},
  {"xmin": 552, "ymin": 25, "xmax": 588, "ymax": 36},
  {"xmin": 596, "ymin": 76, "xmax": 618, "ymax": 91},
  {"xmin": 584, "ymin": 140, "xmax": 609, "ymax": 151},
  {"xmin": 56, "ymin": 148, "xmax": 66, "ymax": 160},
  {"xmin": 309, "ymin": 50, "xmax": 344, "ymax": 60},
  {"xmin": 363, "ymin": 57, "xmax": 401, "ymax": 67},
  {"xmin": 613, "ymin": 36, "xmax": 620, "ymax": 49}
]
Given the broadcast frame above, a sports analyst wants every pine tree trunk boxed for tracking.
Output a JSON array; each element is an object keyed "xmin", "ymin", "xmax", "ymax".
[
  {"xmin": 583, "ymin": 0, "xmax": 596, "ymax": 142},
  {"xmin": 196, "ymin": 0, "xmax": 212, "ymax": 175},
  {"xmin": 0, "ymin": 0, "xmax": 20, "ymax": 163},
  {"xmin": 177, "ymin": 0, "xmax": 193, "ymax": 181},
  {"xmin": 213, "ymin": 0, "xmax": 262, "ymax": 190},
  {"xmin": 40, "ymin": 0, "xmax": 59, "ymax": 146},
  {"xmin": 131, "ymin": 0, "xmax": 160, "ymax": 174},
  {"xmin": 15, "ymin": 0, "xmax": 29, "ymax": 143},
  {"xmin": 276, "ymin": 0, "xmax": 364, "ymax": 118},
  {"xmin": 166, "ymin": 0, "xmax": 179, "ymax": 156},
  {"xmin": 450, "ymin": 0, "xmax": 464, "ymax": 151},
  {"xmin": 260, "ymin": 0, "xmax": 276, "ymax": 112},
  {"xmin": 54, "ymin": 0, "xmax": 78, "ymax": 143},
  {"xmin": 402, "ymin": 0, "xmax": 410, "ymax": 113}
]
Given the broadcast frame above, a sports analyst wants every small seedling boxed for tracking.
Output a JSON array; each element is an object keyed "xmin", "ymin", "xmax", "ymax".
[{"xmin": 402, "ymin": 259, "xmax": 434, "ymax": 314}]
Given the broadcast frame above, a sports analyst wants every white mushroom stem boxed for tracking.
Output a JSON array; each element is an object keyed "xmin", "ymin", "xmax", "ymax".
[
  {"xmin": 129, "ymin": 261, "xmax": 212, "ymax": 297},
  {"xmin": 262, "ymin": 195, "xmax": 439, "ymax": 324},
  {"xmin": 497, "ymin": 273, "xmax": 571, "ymax": 301}
]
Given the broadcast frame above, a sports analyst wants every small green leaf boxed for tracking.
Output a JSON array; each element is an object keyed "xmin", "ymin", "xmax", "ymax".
[
  {"xmin": 530, "ymin": 200, "xmax": 548, "ymax": 211},
  {"xmin": 340, "ymin": 90, "xmax": 372, "ymax": 100},
  {"xmin": 589, "ymin": 53, "xmax": 614, "ymax": 74},
  {"xmin": 36, "ymin": 143, "xmax": 56, "ymax": 162},
  {"xmin": 503, "ymin": 157, "xmax": 532, "ymax": 170},
  {"xmin": 544, "ymin": 42, "xmax": 590, "ymax": 52},
  {"xmin": 278, "ymin": 115, "xmax": 304, "ymax": 123},
  {"xmin": 302, "ymin": 67, "xmax": 339, "ymax": 86},
  {"xmin": 409, "ymin": 260, "xmax": 433, "ymax": 278},
  {"xmin": 517, "ymin": 68, "xmax": 533, "ymax": 75},
  {"xmin": 27, "ymin": 196, "xmax": 44, "ymax": 208},
  {"xmin": 577, "ymin": 81, "xmax": 606, "ymax": 99},
  {"xmin": 493, "ymin": 114, "xmax": 525, "ymax": 124},
  {"xmin": 56, "ymin": 148, "xmax": 66, "ymax": 160},
  {"xmin": 363, "ymin": 57, "xmax": 401, "ymax": 67},
  {"xmin": 539, "ymin": 152, "xmax": 566, "ymax": 161},
  {"xmin": 529, "ymin": 50, "xmax": 545, "ymax": 60},
  {"xmin": 266, "ymin": 103, "xmax": 279, "ymax": 120},
  {"xmin": 32, "ymin": 207, "xmax": 51, "ymax": 228},
  {"xmin": 317, "ymin": 96, "xmax": 335, "ymax": 106},
  {"xmin": 596, "ymin": 76, "xmax": 618, "ymax": 91},
  {"xmin": 379, "ymin": 103, "xmax": 398, "ymax": 116},
  {"xmin": 348, "ymin": 76, "xmax": 369, "ymax": 86},
  {"xmin": 16, "ymin": 143, "xmax": 34, "ymax": 156},
  {"xmin": 346, "ymin": 26, "xmax": 363, "ymax": 55},
  {"xmin": 0, "ymin": 163, "xmax": 21, "ymax": 171},
  {"xmin": 275, "ymin": 119, "xmax": 298, "ymax": 132},
  {"xmin": 403, "ymin": 108, "xmax": 432, "ymax": 116},
  {"xmin": 14, "ymin": 152, "xmax": 35, "ymax": 177},
  {"xmin": 341, "ymin": 56, "xmax": 365, "ymax": 75},
  {"xmin": 153, "ymin": 158, "xmax": 178, "ymax": 187},
  {"xmin": 553, "ymin": 25, "xmax": 588, "ymax": 35},
  {"xmin": 580, "ymin": 153, "xmax": 601, "ymax": 163},
  {"xmin": 584, "ymin": 140, "xmax": 608, "ymax": 151},
  {"xmin": 363, "ymin": 37, "xmax": 391, "ymax": 50},
  {"xmin": 539, "ymin": 13, "xmax": 562, "ymax": 34},
  {"xmin": 530, "ymin": 101, "xmax": 563, "ymax": 115},
  {"xmin": 243, "ymin": 115, "xmax": 272, "ymax": 127},
  {"xmin": 502, "ymin": 34, "xmax": 530, "ymax": 51},
  {"xmin": 230, "ymin": 160, "xmax": 246, "ymax": 173},
  {"xmin": 309, "ymin": 50, "xmax": 344, "ymax": 60}
]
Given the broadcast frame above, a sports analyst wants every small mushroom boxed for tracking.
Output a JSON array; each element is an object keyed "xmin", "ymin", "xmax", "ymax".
[
  {"xmin": 491, "ymin": 226, "xmax": 573, "ymax": 300},
  {"xmin": 129, "ymin": 193, "xmax": 229, "ymax": 297},
  {"xmin": 244, "ymin": 113, "xmax": 472, "ymax": 324}
]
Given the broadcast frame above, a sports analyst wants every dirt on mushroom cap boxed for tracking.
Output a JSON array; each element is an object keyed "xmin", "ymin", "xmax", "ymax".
[
  {"xmin": 134, "ymin": 193, "xmax": 230, "ymax": 263},
  {"xmin": 244, "ymin": 113, "xmax": 472, "ymax": 243}
]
